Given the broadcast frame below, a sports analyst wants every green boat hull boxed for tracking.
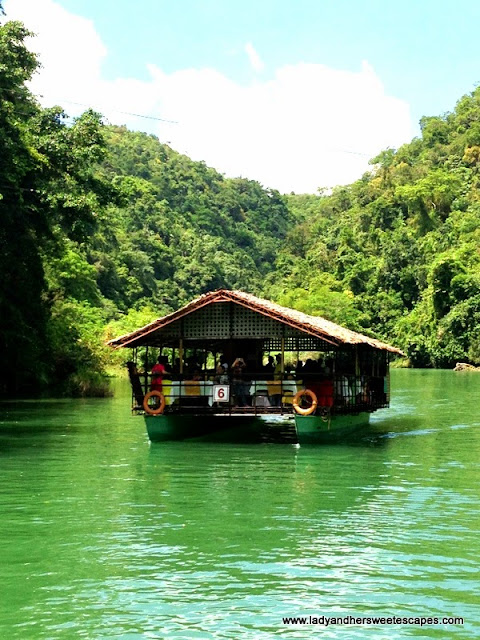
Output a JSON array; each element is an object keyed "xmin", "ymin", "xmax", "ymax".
[
  {"xmin": 294, "ymin": 412, "xmax": 370, "ymax": 443},
  {"xmin": 144, "ymin": 411, "xmax": 370, "ymax": 444},
  {"xmin": 144, "ymin": 413, "xmax": 297, "ymax": 444}
]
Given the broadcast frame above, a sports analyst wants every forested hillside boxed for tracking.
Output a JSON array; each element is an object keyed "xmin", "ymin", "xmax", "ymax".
[
  {"xmin": 3, "ymin": 12, "xmax": 480, "ymax": 395},
  {"xmin": 268, "ymin": 91, "xmax": 480, "ymax": 367},
  {"xmin": 94, "ymin": 127, "xmax": 292, "ymax": 314},
  {"xmin": 0, "ymin": 19, "xmax": 113, "ymax": 394},
  {"xmin": 0, "ymin": 14, "xmax": 292, "ymax": 393}
]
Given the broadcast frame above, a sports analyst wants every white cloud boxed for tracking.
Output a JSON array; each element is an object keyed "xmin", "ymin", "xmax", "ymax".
[
  {"xmin": 245, "ymin": 42, "xmax": 264, "ymax": 73},
  {"xmin": 5, "ymin": 0, "xmax": 107, "ymax": 105},
  {"xmin": 4, "ymin": 0, "xmax": 414, "ymax": 194}
]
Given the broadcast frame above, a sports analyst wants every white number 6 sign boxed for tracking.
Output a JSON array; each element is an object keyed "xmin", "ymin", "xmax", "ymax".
[{"xmin": 213, "ymin": 385, "xmax": 230, "ymax": 403}]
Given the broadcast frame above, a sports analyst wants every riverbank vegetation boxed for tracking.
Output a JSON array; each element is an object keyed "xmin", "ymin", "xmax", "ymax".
[
  {"xmin": 267, "ymin": 96, "xmax": 480, "ymax": 368},
  {"xmin": 2, "ymin": 13, "xmax": 480, "ymax": 394}
]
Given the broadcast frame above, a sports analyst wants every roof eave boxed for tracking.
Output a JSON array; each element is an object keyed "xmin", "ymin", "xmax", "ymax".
[{"xmin": 107, "ymin": 288, "xmax": 404, "ymax": 354}]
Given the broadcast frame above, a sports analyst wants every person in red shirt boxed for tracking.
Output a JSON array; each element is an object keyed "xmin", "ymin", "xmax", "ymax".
[{"xmin": 151, "ymin": 357, "xmax": 166, "ymax": 392}]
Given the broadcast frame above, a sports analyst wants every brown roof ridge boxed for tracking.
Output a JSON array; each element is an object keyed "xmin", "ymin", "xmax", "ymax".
[
  {"xmin": 226, "ymin": 290, "xmax": 402, "ymax": 353},
  {"xmin": 107, "ymin": 289, "xmax": 225, "ymax": 347},
  {"xmin": 107, "ymin": 288, "xmax": 404, "ymax": 354}
]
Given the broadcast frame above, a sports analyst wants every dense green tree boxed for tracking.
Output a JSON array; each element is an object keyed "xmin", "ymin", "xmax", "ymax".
[
  {"xmin": 5, "ymin": 9, "xmax": 480, "ymax": 395},
  {"xmin": 0, "ymin": 18, "xmax": 109, "ymax": 393},
  {"xmin": 90, "ymin": 126, "xmax": 293, "ymax": 314},
  {"xmin": 271, "ymin": 86, "xmax": 480, "ymax": 367}
]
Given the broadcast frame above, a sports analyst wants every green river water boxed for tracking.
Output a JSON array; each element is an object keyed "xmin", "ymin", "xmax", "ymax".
[{"xmin": 0, "ymin": 369, "xmax": 479, "ymax": 639}]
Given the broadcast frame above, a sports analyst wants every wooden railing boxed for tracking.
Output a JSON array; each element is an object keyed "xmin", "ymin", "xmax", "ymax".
[{"xmin": 130, "ymin": 371, "xmax": 389, "ymax": 416}]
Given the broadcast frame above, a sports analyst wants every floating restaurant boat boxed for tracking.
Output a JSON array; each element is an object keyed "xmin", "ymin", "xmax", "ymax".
[{"xmin": 108, "ymin": 290, "xmax": 403, "ymax": 444}]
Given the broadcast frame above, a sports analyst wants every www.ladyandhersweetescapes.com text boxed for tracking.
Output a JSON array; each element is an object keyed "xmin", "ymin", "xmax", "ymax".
[{"xmin": 282, "ymin": 615, "xmax": 464, "ymax": 627}]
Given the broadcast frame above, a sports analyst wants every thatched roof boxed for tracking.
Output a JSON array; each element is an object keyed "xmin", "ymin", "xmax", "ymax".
[{"xmin": 108, "ymin": 289, "xmax": 404, "ymax": 354}]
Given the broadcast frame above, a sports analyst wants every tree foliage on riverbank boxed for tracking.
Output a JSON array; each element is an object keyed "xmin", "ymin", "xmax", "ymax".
[
  {"xmin": 0, "ymin": 19, "xmax": 113, "ymax": 393},
  {"xmin": 95, "ymin": 127, "xmax": 292, "ymax": 314},
  {"xmin": 0, "ymin": 17, "xmax": 291, "ymax": 393},
  {"xmin": 268, "ymin": 92, "xmax": 480, "ymax": 367},
  {"xmin": 3, "ymin": 13, "xmax": 480, "ymax": 395}
]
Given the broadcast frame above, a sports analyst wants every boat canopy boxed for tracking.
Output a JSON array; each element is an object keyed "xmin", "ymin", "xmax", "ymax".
[{"xmin": 107, "ymin": 289, "xmax": 403, "ymax": 355}]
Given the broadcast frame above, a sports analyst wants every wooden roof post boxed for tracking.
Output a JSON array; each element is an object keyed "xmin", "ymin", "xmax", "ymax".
[
  {"xmin": 144, "ymin": 346, "xmax": 149, "ymax": 395},
  {"xmin": 179, "ymin": 338, "xmax": 184, "ymax": 375}
]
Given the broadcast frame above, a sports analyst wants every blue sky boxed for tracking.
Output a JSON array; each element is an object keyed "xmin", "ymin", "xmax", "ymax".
[{"xmin": 4, "ymin": 0, "xmax": 480, "ymax": 192}]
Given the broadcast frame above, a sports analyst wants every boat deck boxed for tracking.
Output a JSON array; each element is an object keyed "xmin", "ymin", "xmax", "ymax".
[{"xmin": 135, "ymin": 375, "xmax": 388, "ymax": 416}]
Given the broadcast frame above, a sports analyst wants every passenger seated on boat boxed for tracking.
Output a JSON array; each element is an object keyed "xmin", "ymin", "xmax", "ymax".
[
  {"xmin": 335, "ymin": 374, "xmax": 352, "ymax": 405},
  {"xmin": 184, "ymin": 356, "xmax": 198, "ymax": 378},
  {"xmin": 369, "ymin": 376, "xmax": 386, "ymax": 404},
  {"xmin": 127, "ymin": 361, "xmax": 144, "ymax": 408},
  {"xmin": 325, "ymin": 358, "xmax": 334, "ymax": 376},
  {"xmin": 273, "ymin": 354, "xmax": 283, "ymax": 379},
  {"xmin": 302, "ymin": 360, "xmax": 333, "ymax": 410},
  {"xmin": 263, "ymin": 355, "xmax": 275, "ymax": 380},
  {"xmin": 317, "ymin": 379, "xmax": 334, "ymax": 407},
  {"xmin": 284, "ymin": 365, "xmax": 295, "ymax": 380},
  {"xmin": 302, "ymin": 358, "xmax": 316, "ymax": 378},
  {"xmin": 295, "ymin": 360, "xmax": 304, "ymax": 376},
  {"xmin": 232, "ymin": 357, "xmax": 250, "ymax": 407},
  {"xmin": 161, "ymin": 355, "xmax": 172, "ymax": 375},
  {"xmin": 350, "ymin": 376, "xmax": 366, "ymax": 405},
  {"xmin": 215, "ymin": 361, "xmax": 229, "ymax": 384},
  {"xmin": 172, "ymin": 358, "xmax": 181, "ymax": 377},
  {"xmin": 269, "ymin": 354, "xmax": 283, "ymax": 407},
  {"xmin": 318, "ymin": 357, "xmax": 332, "ymax": 377},
  {"xmin": 355, "ymin": 376, "xmax": 371, "ymax": 404},
  {"xmin": 317, "ymin": 358, "xmax": 326, "ymax": 375}
]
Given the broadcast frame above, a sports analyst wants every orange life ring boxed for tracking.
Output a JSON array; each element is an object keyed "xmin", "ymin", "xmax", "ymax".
[
  {"xmin": 293, "ymin": 389, "xmax": 318, "ymax": 416},
  {"xmin": 143, "ymin": 390, "xmax": 166, "ymax": 416}
]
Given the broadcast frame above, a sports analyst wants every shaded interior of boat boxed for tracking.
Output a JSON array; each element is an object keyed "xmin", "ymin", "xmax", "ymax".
[{"xmin": 111, "ymin": 291, "xmax": 400, "ymax": 419}]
